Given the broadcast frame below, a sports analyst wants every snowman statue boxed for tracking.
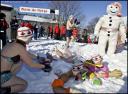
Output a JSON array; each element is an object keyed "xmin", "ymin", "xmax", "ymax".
[{"xmin": 94, "ymin": 2, "xmax": 126, "ymax": 57}]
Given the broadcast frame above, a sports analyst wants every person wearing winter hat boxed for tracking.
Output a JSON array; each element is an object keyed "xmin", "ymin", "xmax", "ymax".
[
  {"xmin": 1, "ymin": 26, "xmax": 51, "ymax": 93},
  {"xmin": 10, "ymin": 16, "xmax": 19, "ymax": 41},
  {"xmin": 0, "ymin": 12, "xmax": 9, "ymax": 48}
]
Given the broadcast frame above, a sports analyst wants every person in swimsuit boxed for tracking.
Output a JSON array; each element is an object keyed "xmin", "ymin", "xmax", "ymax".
[
  {"xmin": 66, "ymin": 15, "xmax": 74, "ymax": 48},
  {"xmin": 1, "ymin": 26, "xmax": 51, "ymax": 93}
]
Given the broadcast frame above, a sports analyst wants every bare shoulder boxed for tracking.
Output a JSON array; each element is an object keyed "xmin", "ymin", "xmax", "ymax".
[
  {"xmin": 67, "ymin": 20, "xmax": 70, "ymax": 24},
  {"xmin": 14, "ymin": 43, "xmax": 26, "ymax": 54}
]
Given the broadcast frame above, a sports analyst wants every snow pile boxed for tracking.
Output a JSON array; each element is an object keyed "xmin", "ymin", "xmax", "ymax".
[{"xmin": 17, "ymin": 37, "xmax": 127, "ymax": 93}]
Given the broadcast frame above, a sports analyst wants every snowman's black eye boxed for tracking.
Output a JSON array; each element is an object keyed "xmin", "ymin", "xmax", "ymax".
[
  {"xmin": 111, "ymin": 6, "xmax": 113, "ymax": 8},
  {"xmin": 116, "ymin": 7, "xmax": 118, "ymax": 8}
]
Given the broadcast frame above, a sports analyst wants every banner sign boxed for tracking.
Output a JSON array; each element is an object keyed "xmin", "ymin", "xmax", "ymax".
[{"xmin": 19, "ymin": 7, "xmax": 59, "ymax": 15}]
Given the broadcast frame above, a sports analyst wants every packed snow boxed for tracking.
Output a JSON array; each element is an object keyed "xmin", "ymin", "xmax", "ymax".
[{"xmin": 17, "ymin": 37, "xmax": 127, "ymax": 93}]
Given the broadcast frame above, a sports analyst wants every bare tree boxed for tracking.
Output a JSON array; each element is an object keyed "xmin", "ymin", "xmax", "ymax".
[
  {"xmin": 86, "ymin": 17, "xmax": 99, "ymax": 34},
  {"xmin": 48, "ymin": 1, "xmax": 85, "ymax": 25}
]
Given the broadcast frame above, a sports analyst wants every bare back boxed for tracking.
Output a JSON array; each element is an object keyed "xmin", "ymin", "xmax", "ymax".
[{"xmin": 1, "ymin": 42, "xmax": 25, "ymax": 72}]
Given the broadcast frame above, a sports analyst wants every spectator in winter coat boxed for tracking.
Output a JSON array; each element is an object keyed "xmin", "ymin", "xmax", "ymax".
[
  {"xmin": 0, "ymin": 12, "xmax": 9, "ymax": 48},
  {"xmin": 47, "ymin": 25, "xmax": 53, "ymax": 39},
  {"xmin": 60, "ymin": 24, "xmax": 66, "ymax": 40},
  {"xmin": 71, "ymin": 27, "xmax": 78, "ymax": 42},
  {"xmin": 10, "ymin": 16, "xmax": 19, "ymax": 41},
  {"xmin": 54, "ymin": 24, "xmax": 60, "ymax": 40},
  {"xmin": 87, "ymin": 35, "xmax": 91, "ymax": 43},
  {"xmin": 38, "ymin": 25, "xmax": 44, "ymax": 38},
  {"xmin": 33, "ymin": 24, "xmax": 38, "ymax": 40},
  {"xmin": 50, "ymin": 25, "xmax": 53, "ymax": 39},
  {"xmin": 82, "ymin": 29, "xmax": 88, "ymax": 43}
]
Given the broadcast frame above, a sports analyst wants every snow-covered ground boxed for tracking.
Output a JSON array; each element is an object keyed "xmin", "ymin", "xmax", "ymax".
[{"xmin": 17, "ymin": 37, "xmax": 127, "ymax": 93}]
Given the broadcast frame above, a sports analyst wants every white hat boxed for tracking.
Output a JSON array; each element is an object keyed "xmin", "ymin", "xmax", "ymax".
[{"xmin": 17, "ymin": 27, "xmax": 32, "ymax": 43}]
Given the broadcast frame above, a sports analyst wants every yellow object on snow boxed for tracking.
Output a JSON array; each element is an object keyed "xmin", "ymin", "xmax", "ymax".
[{"xmin": 89, "ymin": 73, "xmax": 95, "ymax": 79}]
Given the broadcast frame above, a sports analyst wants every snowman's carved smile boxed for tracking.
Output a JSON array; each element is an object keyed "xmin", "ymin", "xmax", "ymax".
[{"xmin": 110, "ymin": 10, "xmax": 116, "ymax": 13}]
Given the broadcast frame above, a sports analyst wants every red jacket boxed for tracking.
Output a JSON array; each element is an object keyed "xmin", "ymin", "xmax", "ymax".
[
  {"xmin": 54, "ymin": 24, "xmax": 59, "ymax": 33},
  {"xmin": 72, "ymin": 28, "xmax": 78, "ymax": 37},
  {"xmin": 0, "ymin": 19, "xmax": 9, "ymax": 30},
  {"xmin": 48, "ymin": 25, "xmax": 53, "ymax": 32},
  {"xmin": 60, "ymin": 25, "xmax": 66, "ymax": 35},
  {"xmin": 88, "ymin": 35, "xmax": 93, "ymax": 43}
]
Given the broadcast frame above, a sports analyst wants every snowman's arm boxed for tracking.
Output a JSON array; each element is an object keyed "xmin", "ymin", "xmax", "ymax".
[{"xmin": 94, "ymin": 16, "xmax": 104, "ymax": 37}]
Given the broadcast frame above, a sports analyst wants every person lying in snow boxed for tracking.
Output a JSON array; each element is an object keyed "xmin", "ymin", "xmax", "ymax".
[
  {"xmin": 52, "ymin": 50, "xmax": 122, "ymax": 93},
  {"xmin": 1, "ymin": 26, "xmax": 52, "ymax": 93}
]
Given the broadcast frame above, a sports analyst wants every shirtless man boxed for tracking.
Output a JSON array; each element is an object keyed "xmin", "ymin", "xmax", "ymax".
[
  {"xmin": 1, "ymin": 26, "xmax": 51, "ymax": 93},
  {"xmin": 66, "ymin": 15, "xmax": 74, "ymax": 48}
]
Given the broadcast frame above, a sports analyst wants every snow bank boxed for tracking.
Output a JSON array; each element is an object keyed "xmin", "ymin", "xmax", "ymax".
[{"xmin": 17, "ymin": 37, "xmax": 127, "ymax": 93}]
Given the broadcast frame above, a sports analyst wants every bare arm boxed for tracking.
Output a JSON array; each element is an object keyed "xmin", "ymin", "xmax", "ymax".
[
  {"xmin": 29, "ymin": 52, "xmax": 37, "ymax": 59},
  {"xmin": 94, "ymin": 16, "xmax": 104, "ymax": 37},
  {"xmin": 18, "ymin": 45, "xmax": 45, "ymax": 69}
]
